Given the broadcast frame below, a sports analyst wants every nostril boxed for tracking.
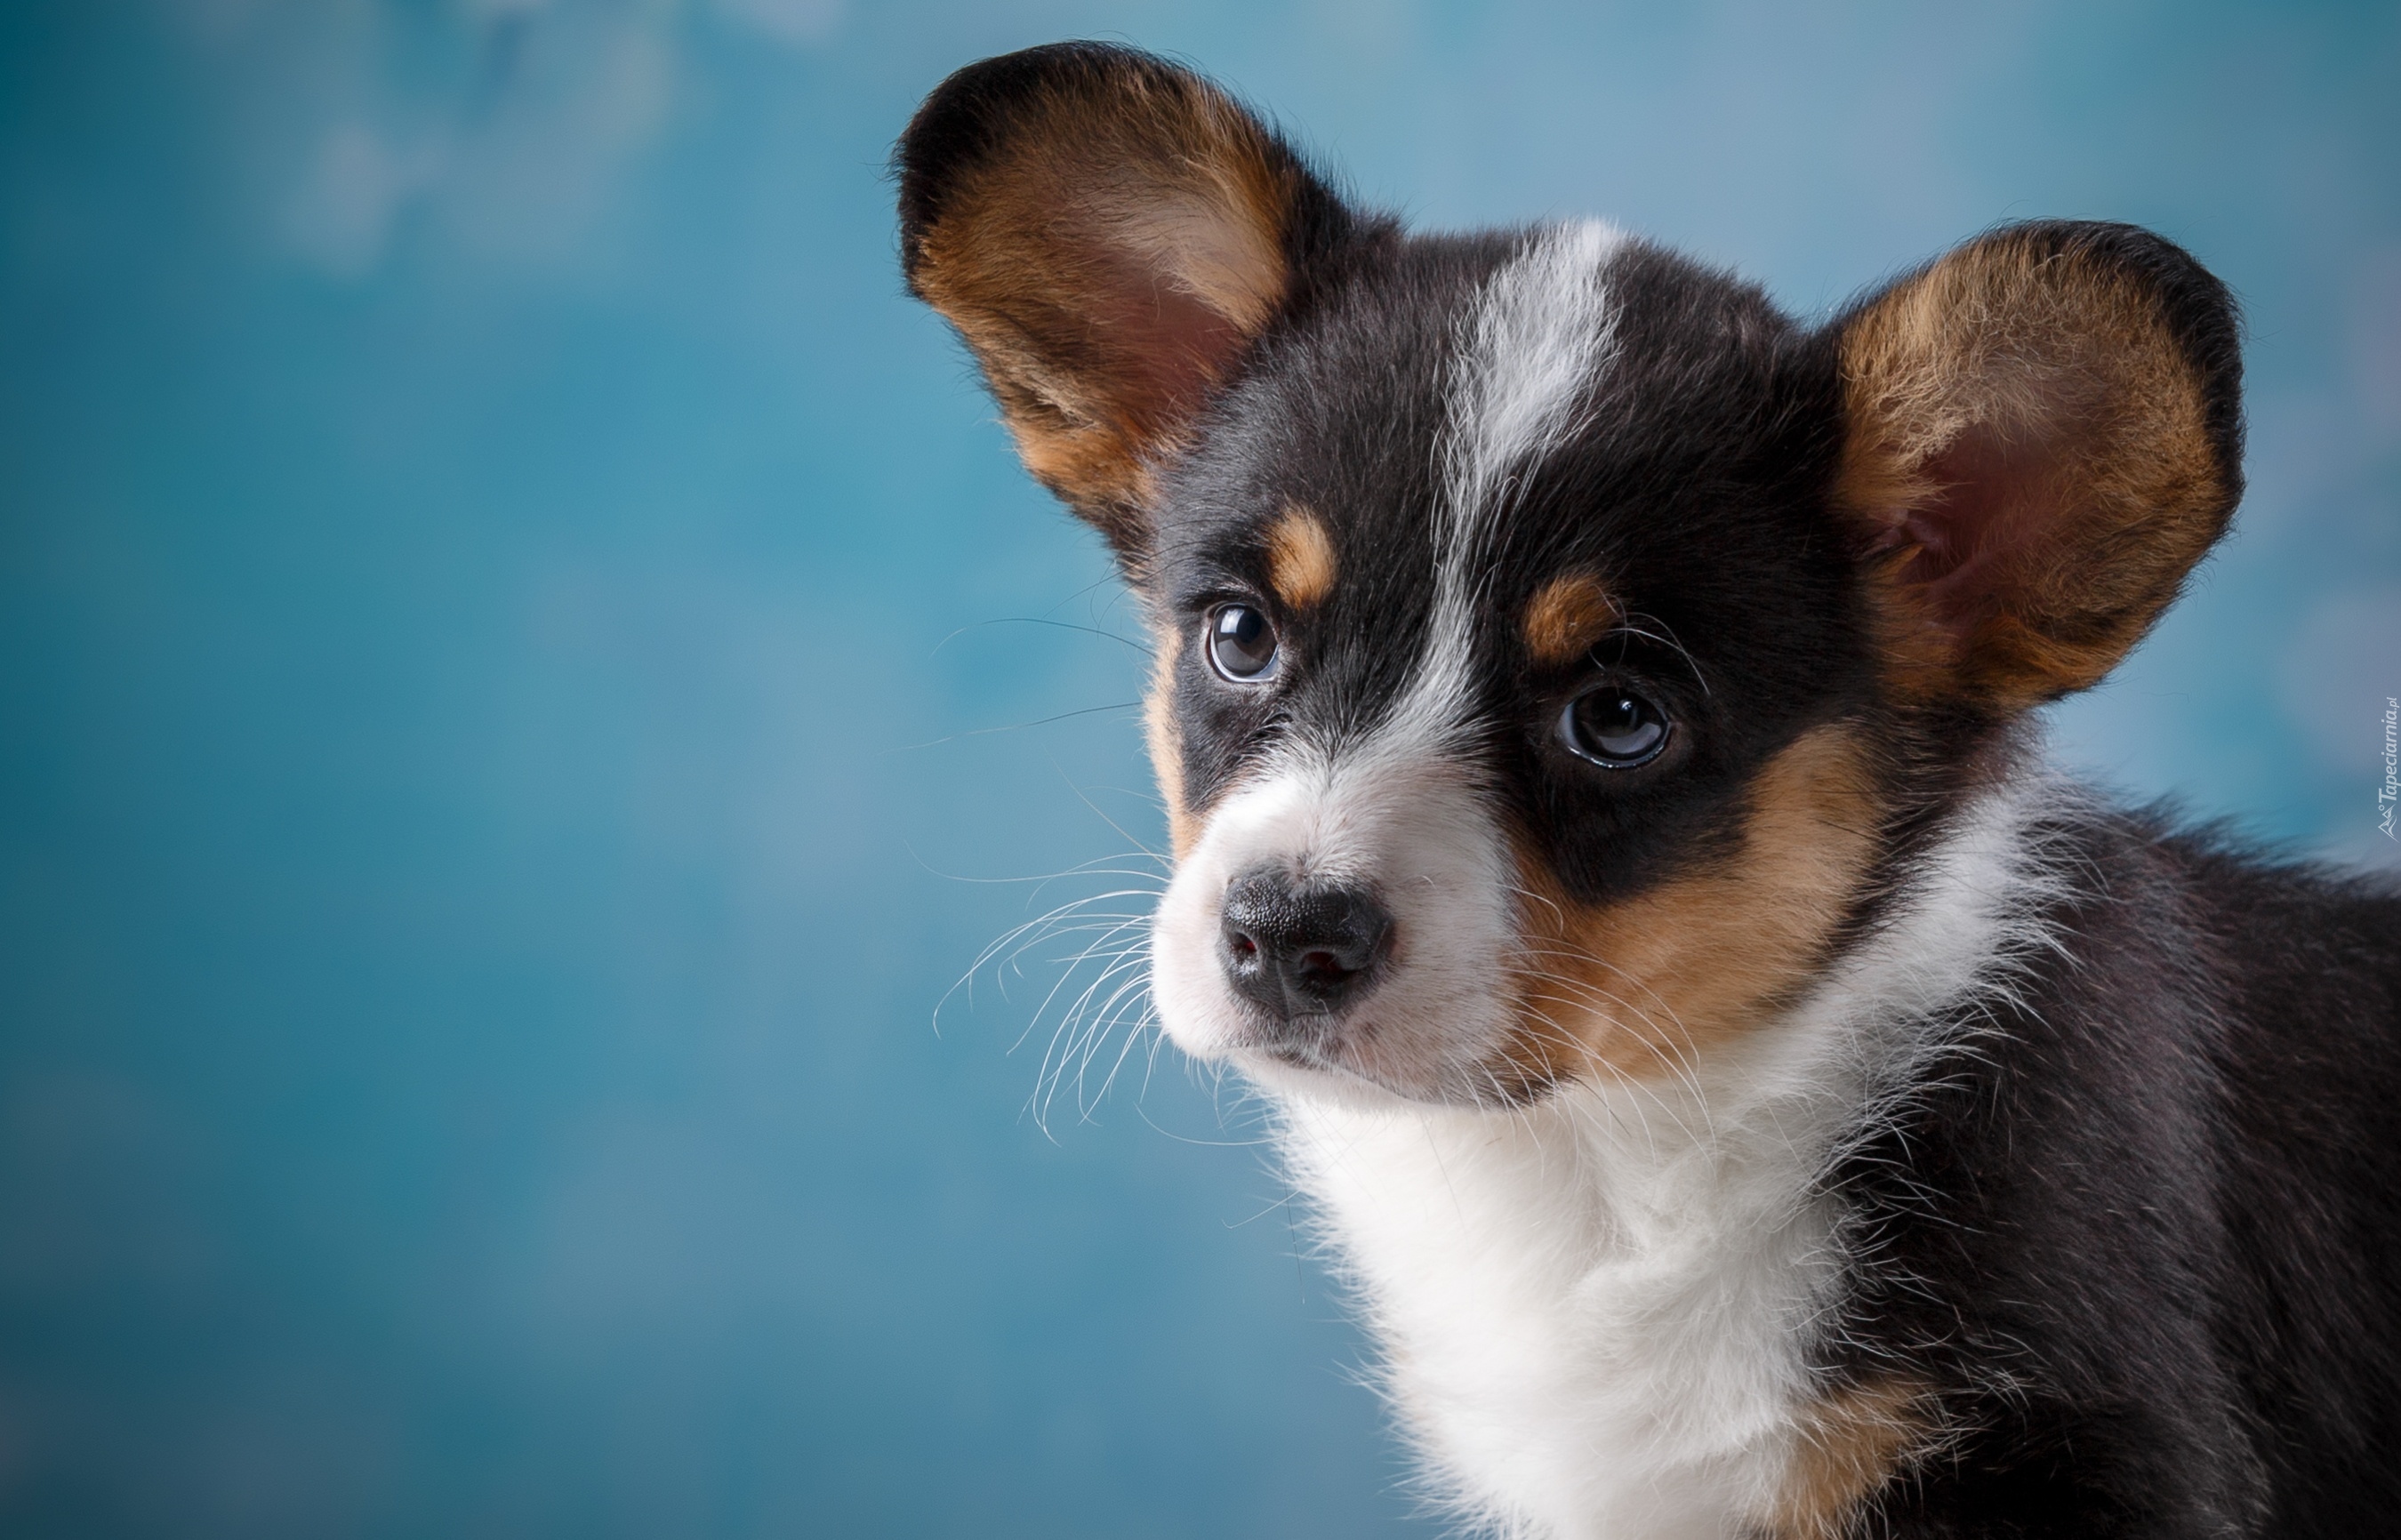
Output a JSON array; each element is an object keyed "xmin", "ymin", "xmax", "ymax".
[{"xmin": 1217, "ymin": 866, "xmax": 1393, "ymax": 1024}]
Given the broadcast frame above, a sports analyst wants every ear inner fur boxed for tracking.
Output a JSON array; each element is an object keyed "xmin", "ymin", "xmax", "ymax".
[
  {"xmin": 1835, "ymin": 222, "xmax": 2241, "ymax": 710},
  {"xmin": 898, "ymin": 45, "xmax": 1317, "ymax": 554},
  {"xmin": 1498, "ymin": 724, "xmax": 1883, "ymax": 1091},
  {"xmin": 1522, "ymin": 571, "xmax": 1619, "ymax": 664},
  {"xmin": 1265, "ymin": 502, "xmax": 1337, "ymax": 609}
]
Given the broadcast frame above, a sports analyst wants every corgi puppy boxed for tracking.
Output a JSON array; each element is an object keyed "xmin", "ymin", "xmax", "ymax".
[{"xmin": 897, "ymin": 43, "xmax": 2401, "ymax": 1539}]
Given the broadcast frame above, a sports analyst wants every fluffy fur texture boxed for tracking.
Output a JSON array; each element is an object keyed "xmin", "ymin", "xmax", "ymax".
[
  {"xmin": 1280, "ymin": 769, "xmax": 2068, "ymax": 1538},
  {"xmin": 898, "ymin": 44, "xmax": 2401, "ymax": 1537}
]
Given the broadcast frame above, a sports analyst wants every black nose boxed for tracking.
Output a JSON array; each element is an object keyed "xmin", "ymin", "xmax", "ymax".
[{"xmin": 1219, "ymin": 868, "xmax": 1393, "ymax": 1023}]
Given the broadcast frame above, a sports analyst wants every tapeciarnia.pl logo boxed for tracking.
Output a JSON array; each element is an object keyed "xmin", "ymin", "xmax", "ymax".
[{"xmin": 2382, "ymin": 697, "xmax": 2398, "ymax": 841}]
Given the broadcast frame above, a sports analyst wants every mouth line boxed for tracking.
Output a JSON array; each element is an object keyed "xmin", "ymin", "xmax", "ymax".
[
  {"xmin": 1225, "ymin": 1007, "xmax": 1556, "ymax": 1110},
  {"xmin": 1241, "ymin": 1015, "xmax": 1361, "ymax": 1075},
  {"xmin": 1236, "ymin": 1015, "xmax": 1449, "ymax": 1099}
]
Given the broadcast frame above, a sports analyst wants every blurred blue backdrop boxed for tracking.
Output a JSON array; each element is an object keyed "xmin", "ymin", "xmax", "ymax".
[{"xmin": 1, "ymin": 3, "xmax": 2396, "ymax": 1536}]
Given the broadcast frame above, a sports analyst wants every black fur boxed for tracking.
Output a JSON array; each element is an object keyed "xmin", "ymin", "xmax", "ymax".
[{"xmin": 1828, "ymin": 814, "xmax": 2401, "ymax": 1537}]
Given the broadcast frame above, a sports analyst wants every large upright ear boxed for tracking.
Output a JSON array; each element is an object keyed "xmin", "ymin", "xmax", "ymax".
[
  {"xmin": 896, "ymin": 44, "xmax": 1351, "ymax": 558},
  {"xmin": 1835, "ymin": 221, "xmax": 2244, "ymax": 710}
]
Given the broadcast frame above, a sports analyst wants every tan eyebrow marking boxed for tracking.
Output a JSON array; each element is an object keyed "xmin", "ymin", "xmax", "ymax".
[
  {"xmin": 1265, "ymin": 502, "xmax": 1337, "ymax": 609},
  {"xmin": 1522, "ymin": 572, "xmax": 1620, "ymax": 664}
]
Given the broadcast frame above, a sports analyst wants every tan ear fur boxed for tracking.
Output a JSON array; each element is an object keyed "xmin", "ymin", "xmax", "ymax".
[
  {"xmin": 900, "ymin": 48, "xmax": 1312, "ymax": 554},
  {"xmin": 1836, "ymin": 223, "xmax": 2241, "ymax": 710}
]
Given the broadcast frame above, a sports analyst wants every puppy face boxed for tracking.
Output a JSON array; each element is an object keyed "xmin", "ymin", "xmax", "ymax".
[
  {"xmin": 1142, "ymin": 226, "xmax": 1881, "ymax": 1103},
  {"xmin": 897, "ymin": 44, "xmax": 2244, "ymax": 1106}
]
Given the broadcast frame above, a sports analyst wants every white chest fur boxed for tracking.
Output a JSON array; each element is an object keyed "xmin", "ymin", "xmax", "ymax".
[
  {"xmin": 1279, "ymin": 1033, "xmax": 1849, "ymax": 1539},
  {"xmin": 1269, "ymin": 781, "xmax": 2050, "ymax": 1539}
]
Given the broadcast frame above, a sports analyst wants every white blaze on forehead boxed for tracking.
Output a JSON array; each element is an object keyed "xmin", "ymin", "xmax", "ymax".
[
  {"xmin": 1380, "ymin": 220, "xmax": 1626, "ymax": 757},
  {"xmin": 1445, "ymin": 219, "xmax": 1627, "ymax": 534}
]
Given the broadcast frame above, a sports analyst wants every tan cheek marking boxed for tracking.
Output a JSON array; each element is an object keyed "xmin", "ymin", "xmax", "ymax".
[
  {"xmin": 1265, "ymin": 502, "xmax": 1337, "ymax": 609},
  {"xmin": 1763, "ymin": 1378, "xmax": 1944, "ymax": 1540},
  {"xmin": 1522, "ymin": 572, "xmax": 1619, "ymax": 664},
  {"xmin": 1499, "ymin": 724, "xmax": 1881, "ymax": 1089},
  {"xmin": 1142, "ymin": 625, "xmax": 1198, "ymax": 860}
]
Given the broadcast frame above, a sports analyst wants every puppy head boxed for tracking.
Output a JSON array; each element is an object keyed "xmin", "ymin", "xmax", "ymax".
[{"xmin": 897, "ymin": 44, "xmax": 2243, "ymax": 1107}]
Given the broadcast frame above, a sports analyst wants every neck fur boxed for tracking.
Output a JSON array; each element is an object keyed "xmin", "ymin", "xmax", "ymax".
[{"xmin": 1266, "ymin": 766, "xmax": 2065, "ymax": 1539}]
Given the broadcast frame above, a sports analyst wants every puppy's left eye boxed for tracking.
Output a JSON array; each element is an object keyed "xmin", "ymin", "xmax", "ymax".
[
  {"xmin": 1207, "ymin": 604, "xmax": 1280, "ymax": 682},
  {"xmin": 1561, "ymin": 688, "xmax": 1670, "ymax": 768}
]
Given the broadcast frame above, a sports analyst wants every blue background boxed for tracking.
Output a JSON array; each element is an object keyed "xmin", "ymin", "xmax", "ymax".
[{"xmin": 2, "ymin": 3, "xmax": 2397, "ymax": 1536}]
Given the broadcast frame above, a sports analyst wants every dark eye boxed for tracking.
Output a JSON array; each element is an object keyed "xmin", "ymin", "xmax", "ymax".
[
  {"xmin": 1207, "ymin": 604, "xmax": 1279, "ymax": 682},
  {"xmin": 1560, "ymin": 688, "xmax": 1670, "ymax": 768}
]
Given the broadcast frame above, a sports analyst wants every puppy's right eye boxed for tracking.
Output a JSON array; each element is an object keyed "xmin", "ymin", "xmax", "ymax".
[
  {"xmin": 1560, "ymin": 687, "xmax": 1670, "ymax": 768},
  {"xmin": 1207, "ymin": 604, "xmax": 1280, "ymax": 682}
]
